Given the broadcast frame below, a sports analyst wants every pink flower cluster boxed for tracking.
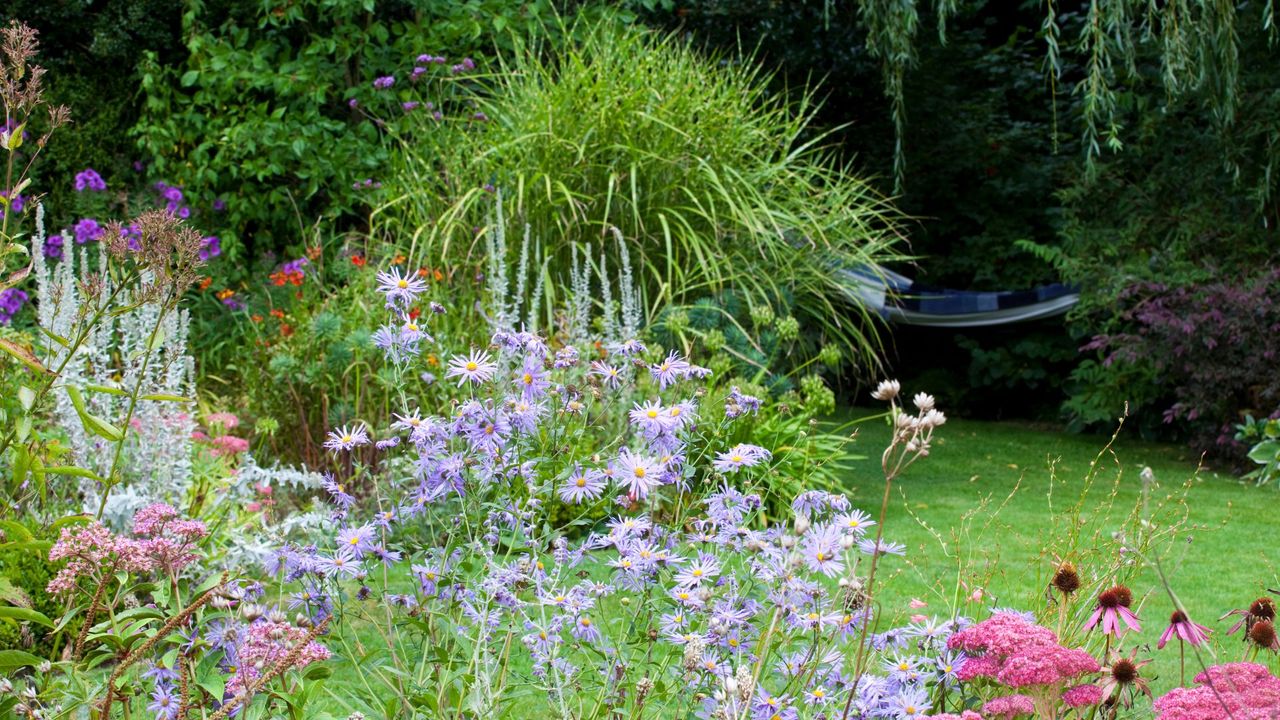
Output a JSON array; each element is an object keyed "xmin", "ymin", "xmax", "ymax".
[
  {"xmin": 47, "ymin": 504, "xmax": 207, "ymax": 595},
  {"xmin": 225, "ymin": 620, "xmax": 331, "ymax": 700},
  {"xmin": 932, "ymin": 713, "xmax": 982, "ymax": 720},
  {"xmin": 194, "ymin": 412, "xmax": 249, "ymax": 457},
  {"xmin": 1154, "ymin": 663, "xmax": 1280, "ymax": 719},
  {"xmin": 948, "ymin": 612, "xmax": 1102, "ymax": 716}
]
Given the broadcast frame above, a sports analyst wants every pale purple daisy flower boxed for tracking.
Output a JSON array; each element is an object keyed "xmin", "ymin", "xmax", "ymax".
[
  {"xmin": 629, "ymin": 399, "xmax": 674, "ymax": 435},
  {"xmin": 589, "ymin": 360, "xmax": 625, "ymax": 388},
  {"xmin": 674, "ymin": 553, "xmax": 721, "ymax": 587},
  {"xmin": 712, "ymin": 443, "xmax": 771, "ymax": 474},
  {"xmin": 376, "ymin": 267, "xmax": 427, "ymax": 308},
  {"xmin": 616, "ymin": 449, "xmax": 662, "ymax": 499},
  {"xmin": 802, "ymin": 523, "xmax": 845, "ymax": 577},
  {"xmin": 558, "ymin": 466, "xmax": 605, "ymax": 504},
  {"xmin": 650, "ymin": 351, "xmax": 692, "ymax": 388},
  {"xmin": 324, "ymin": 424, "xmax": 370, "ymax": 453},
  {"xmin": 858, "ymin": 538, "xmax": 906, "ymax": 557},
  {"xmin": 336, "ymin": 525, "xmax": 377, "ymax": 558},
  {"xmin": 834, "ymin": 509, "xmax": 876, "ymax": 537},
  {"xmin": 445, "ymin": 350, "xmax": 498, "ymax": 387}
]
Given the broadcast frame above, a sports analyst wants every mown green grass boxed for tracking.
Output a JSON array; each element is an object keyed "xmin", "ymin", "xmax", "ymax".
[{"xmin": 835, "ymin": 407, "xmax": 1276, "ymax": 695}]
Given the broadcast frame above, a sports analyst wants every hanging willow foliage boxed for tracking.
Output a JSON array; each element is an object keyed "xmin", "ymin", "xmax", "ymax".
[{"xmin": 854, "ymin": 0, "xmax": 1278, "ymax": 197}]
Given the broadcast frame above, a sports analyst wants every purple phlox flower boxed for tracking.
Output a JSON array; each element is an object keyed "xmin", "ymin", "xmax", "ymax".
[
  {"xmin": 74, "ymin": 168, "xmax": 107, "ymax": 192},
  {"xmin": 373, "ymin": 75, "xmax": 395, "ymax": 89},
  {"xmin": 73, "ymin": 218, "xmax": 104, "ymax": 245}
]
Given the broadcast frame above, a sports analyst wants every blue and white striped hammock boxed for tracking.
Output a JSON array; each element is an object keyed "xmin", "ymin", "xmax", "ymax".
[{"xmin": 843, "ymin": 266, "xmax": 1079, "ymax": 328}]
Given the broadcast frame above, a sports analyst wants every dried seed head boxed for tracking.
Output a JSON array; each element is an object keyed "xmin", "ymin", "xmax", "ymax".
[
  {"xmin": 1110, "ymin": 658, "xmax": 1138, "ymax": 685},
  {"xmin": 1249, "ymin": 620, "xmax": 1277, "ymax": 650},
  {"xmin": 1250, "ymin": 597, "xmax": 1276, "ymax": 621},
  {"xmin": 1052, "ymin": 563, "xmax": 1081, "ymax": 595}
]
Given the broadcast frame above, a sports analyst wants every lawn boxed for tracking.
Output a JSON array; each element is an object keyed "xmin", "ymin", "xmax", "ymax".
[{"xmin": 835, "ymin": 408, "xmax": 1274, "ymax": 695}]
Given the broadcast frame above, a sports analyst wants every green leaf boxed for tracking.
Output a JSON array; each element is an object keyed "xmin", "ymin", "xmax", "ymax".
[
  {"xmin": 17, "ymin": 385, "xmax": 34, "ymax": 411},
  {"xmin": 42, "ymin": 466, "xmax": 107, "ymax": 483},
  {"xmin": 181, "ymin": 70, "xmax": 200, "ymax": 87},
  {"xmin": 0, "ymin": 650, "xmax": 43, "ymax": 671},
  {"xmin": 3, "ymin": 124, "xmax": 24, "ymax": 151},
  {"xmin": 65, "ymin": 386, "xmax": 125, "ymax": 442},
  {"xmin": 140, "ymin": 394, "xmax": 195, "ymax": 403},
  {"xmin": 85, "ymin": 384, "xmax": 128, "ymax": 397},
  {"xmin": 0, "ymin": 607, "xmax": 53, "ymax": 628},
  {"xmin": 0, "ymin": 521, "xmax": 32, "ymax": 543}
]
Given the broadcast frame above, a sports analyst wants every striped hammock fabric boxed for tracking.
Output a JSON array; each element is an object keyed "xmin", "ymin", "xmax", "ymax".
[{"xmin": 841, "ymin": 266, "xmax": 1080, "ymax": 328}]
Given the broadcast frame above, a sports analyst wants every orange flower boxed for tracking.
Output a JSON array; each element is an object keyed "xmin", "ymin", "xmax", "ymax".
[
  {"xmin": 416, "ymin": 267, "xmax": 429, "ymax": 278},
  {"xmin": 306, "ymin": 245, "xmax": 322, "ymax": 260},
  {"xmin": 270, "ymin": 308, "xmax": 285, "ymax": 320},
  {"xmin": 426, "ymin": 354, "xmax": 439, "ymax": 367},
  {"xmin": 280, "ymin": 323, "xmax": 294, "ymax": 337},
  {"xmin": 351, "ymin": 255, "xmax": 366, "ymax": 267},
  {"xmin": 433, "ymin": 269, "xmax": 444, "ymax": 282},
  {"xmin": 198, "ymin": 277, "xmax": 213, "ymax": 291},
  {"xmin": 391, "ymin": 254, "xmax": 406, "ymax": 265},
  {"xmin": 216, "ymin": 289, "xmax": 235, "ymax": 301},
  {"xmin": 408, "ymin": 307, "xmax": 421, "ymax": 321},
  {"xmin": 251, "ymin": 314, "xmax": 263, "ymax": 323}
]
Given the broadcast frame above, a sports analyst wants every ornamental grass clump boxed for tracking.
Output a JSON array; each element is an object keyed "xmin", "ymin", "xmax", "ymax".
[{"xmin": 382, "ymin": 16, "xmax": 906, "ymax": 374}]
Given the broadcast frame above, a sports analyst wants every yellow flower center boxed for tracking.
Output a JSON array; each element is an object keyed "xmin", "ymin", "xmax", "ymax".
[
  {"xmin": 522, "ymin": 373, "xmax": 533, "ymax": 385},
  {"xmin": 633, "ymin": 467, "xmax": 646, "ymax": 478},
  {"xmin": 647, "ymin": 409, "xmax": 658, "ymax": 418},
  {"xmin": 465, "ymin": 361, "xmax": 478, "ymax": 371},
  {"xmin": 397, "ymin": 279, "xmax": 408, "ymax": 288},
  {"xmin": 575, "ymin": 478, "xmax": 586, "ymax": 487}
]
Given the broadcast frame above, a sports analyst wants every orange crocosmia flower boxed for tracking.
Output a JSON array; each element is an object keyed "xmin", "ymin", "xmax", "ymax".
[
  {"xmin": 306, "ymin": 245, "xmax": 322, "ymax": 260},
  {"xmin": 391, "ymin": 254, "xmax": 406, "ymax": 265},
  {"xmin": 198, "ymin": 277, "xmax": 213, "ymax": 291},
  {"xmin": 408, "ymin": 307, "xmax": 422, "ymax": 321},
  {"xmin": 433, "ymin": 269, "xmax": 444, "ymax": 282},
  {"xmin": 251, "ymin": 314, "xmax": 264, "ymax": 323},
  {"xmin": 416, "ymin": 267, "xmax": 429, "ymax": 278},
  {"xmin": 351, "ymin": 255, "xmax": 366, "ymax": 267},
  {"xmin": 270, "ymin": 308, "xmax": 285, "ymax": 320},
  {"xmin": 426, "ymin": 354, "xmax": 439, "ymax": 367},
  {"xmin": 216, "ymin": 289, "xmax": 235, "ymax": 301},
  {"xmin": 280, "ymin": 323, "xmax": 294, "ymax": 336}
]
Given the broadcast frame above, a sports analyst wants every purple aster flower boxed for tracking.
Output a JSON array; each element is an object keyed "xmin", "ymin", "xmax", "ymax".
[
  {"xmin": 834, "ymin": 509, "xmax": 876, "ymax": 537},
  {"xmin": 649, "ymin": 351, "xmax": 691, "ymax": 388},
  {"xmin": 801, "ymin": 522, "xmax": 844, "ymax": 577},
  {"xmin": 148, "ymin": 685, "xmax": 179, "ymax": 720},
  {"xmin": 615, "ymin": 449, "xmax": 661, "ymax": 500},
  {"xmin": 514, "ymin": 356, "xmax": 550, "ymax": 401},
  {"xmin": 324, "ymin": 424, "xmax": 370, "ymax": 453},
  {"xmin": 570, "ymin": 615, "xmax": 601, "ymax": 644},
  {"xmin": 674, "ymin": 553, "xmax": 721, "ymax": 587},
  {"xmin": 446, "ymin": 350, "xmax": 497, "ymax": 387},
  {"xmin": 376, "ymin": 267, "xmax": 427, "ymax": 308},
  {"xmin": 558, "ymin": 466, "xmax": 605, "ymax": 504},
  {"xmin": 319, "ymin": 548, "xmax": 362, "ymax": 579},
  {"xmin": 725, "ymin": 385, "xmax": 762, "ymax": 418},
  {"xmin": 335, "ymin": 524, "xmax": 377, "ymax": 558},
  {"xmin": 373, "ymin": 75, "xmax": 395, "ymax": 89},
  {"xmin": 629, "ymin": 399, "xmax": 674, "ymax": 436},
  {"xmin": 213, "ymin": 197, "xmax": 227, "ymax": 211},
  {"xmin": 712, "ymin": 443, "xmax": 771, "ymax": 474},
  {"xmin": 858, "ymin": 537, "xmax": 906, "ymax": 557},
  {"xmin": 74, "ymin": 168, "xmax": 107, "ymax": 192},
  {"xmin": 589, "ymin": 360, "xmax": 624, "ymax": 388},
  {"xmin": 402, "ymin": 101, "xmax": 419, "ymax": 112},
  {"xmin": 320, "ymin": 474, "xmax": 355, "ymax": 509}
]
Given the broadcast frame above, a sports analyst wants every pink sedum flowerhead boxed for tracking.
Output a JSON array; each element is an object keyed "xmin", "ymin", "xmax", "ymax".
[
  {"xmin": 1063, "ymin": 683, "xmax": 1105, "ymax": 708},
  {"xmin": 982, "ymin": 694, "xmax": 1036, "ymax": 718},
  {"xmin": 1155, "ymin": 663, "xmax": 1280, "ymax": 719}
]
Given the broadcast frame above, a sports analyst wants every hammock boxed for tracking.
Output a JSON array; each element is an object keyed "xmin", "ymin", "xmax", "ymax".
[{"xmin": 843, "ymin": 266, "xmax": 1080, "ymax": 328}]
